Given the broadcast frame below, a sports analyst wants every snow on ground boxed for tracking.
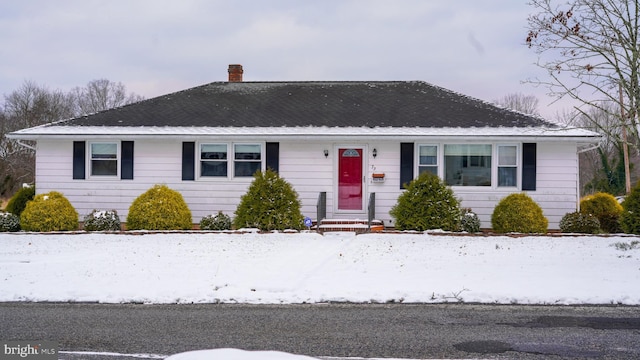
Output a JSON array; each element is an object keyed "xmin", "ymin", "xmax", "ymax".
[{"xmin": 1, "ymin": 231, "xmax": 639, "ymax": 305}]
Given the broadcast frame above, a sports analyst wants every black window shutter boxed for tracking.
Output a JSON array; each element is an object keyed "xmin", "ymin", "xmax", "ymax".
[
  {"xmin": 73, "ymin": 141, "xmax": 86, "ymax": 180},
  {"xmin": 182, "ymin": 142, "xmax": 195, "ymax": 181},
  {"xmin": 522, "ymin": 143, "xmax": 537, "ymax": 191},
  {"xmin": 400, "ymin": 143, "xmax": 414, "ymax": 189},
  {"xmin": 266, "ymin": 142, "xmax": 279, "ymax": 173},
  {"xmin": 121, "ymin": 141, "xmax": 134, "ymax": 180}
]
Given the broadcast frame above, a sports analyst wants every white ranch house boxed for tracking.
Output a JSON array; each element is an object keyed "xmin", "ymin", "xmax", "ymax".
[{"xmin": 8, "ymin": 65, "xmax": 601, "ymax": 230}]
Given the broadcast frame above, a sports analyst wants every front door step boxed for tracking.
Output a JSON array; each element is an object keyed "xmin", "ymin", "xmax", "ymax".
[{"xmin": 317, "ymin": 219, "xmax": 384, "ymax": 234}]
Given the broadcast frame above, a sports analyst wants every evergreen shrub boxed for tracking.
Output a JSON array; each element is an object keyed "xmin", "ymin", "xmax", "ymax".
[
  {"xmin": 559, "ymin": 211, "xmax": 600, "ymax": 234},
  {"xmin": 20, "ymin": 191, "xmax": 78, "ymax": 232},
  {"xmin": 491, "ymin": 193, "xmax": 547, "ymax": 233},
  {"xmin": 460, "ymin": 208, "xmax": 481, "ymax": 233},
  {"xmin": 0, "ymin": 212, "xmax": 21, "ymax": 232},
  {"xmin": 233, "ymin": 169, "xmax": 304, "ymax": 231},
  {"xmin": 579, "ymin": 192, "xmax": 622, "ymax": 233},
  {"xmin": 200, "ymin": 211, "xmax": 232, "ymax": 231},
  {"xmin": 83, "ymin": 209, "xmax": 122, "ymax": 231},
  {"xmin": 390, "ymin": 172, "xmax": 461, "ymax": 231},
  {"xmin": 126, "ymin": 185, "xmax": 192, "ymax": 230},
  {"xmin": 5, "ymin": 185, "xmax": 35, "ymax": 216},
  {"xmin": 620, "ymin": 182, "xmax": 640, "ymax": 234}
]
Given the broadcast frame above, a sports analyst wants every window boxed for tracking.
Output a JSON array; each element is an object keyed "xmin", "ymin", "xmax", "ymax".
[
  {"xmin": 444, "ymin": 144, "xmax": 492, "ymax": 186},
  {"xmin": 90, "ymin": 143, "xmax": 117, "ymax": 176},
  {"xmin": 200, "ymin": 144, "xmax": 228, "ymax": 177},
  {"xmin": 234, "ymin": 144, "xmax": 261, "ymax": 177},
  {"xmin": 418, "ymin": 145, "xmax": 438, "ymax": 175},
  {"xmin": 498, "ymin": 145, "xmax": 517, "ymax": 187}
]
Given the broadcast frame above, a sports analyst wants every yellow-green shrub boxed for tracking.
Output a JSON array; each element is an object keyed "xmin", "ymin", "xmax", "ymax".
[
  {"xmin": 580, "ymin": 192, "xmax": 622, "ymax": 233},
  {"xmin": 491, "ymin": 193, "xmax": 548, "ymax": 233},
  {"xmin": 20, "ymin": 191, "xmax": 79, "ymax": 232},
  {"xmin": 5, "ymin": 185, "xmax": 35, "ymax": 216},
  {"xmin": 126, "ymin": 185, "xmax": 192, "ymax": 230}
]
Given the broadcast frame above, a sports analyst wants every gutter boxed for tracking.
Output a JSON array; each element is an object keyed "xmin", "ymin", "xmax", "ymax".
[{"xmin": 16, "ymin": 140, "xmax": 36, "ymax": 151}]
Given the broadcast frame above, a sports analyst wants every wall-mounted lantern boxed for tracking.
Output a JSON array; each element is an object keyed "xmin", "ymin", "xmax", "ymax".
[
  {"xmin": 324, "ymin": 149, "xmax": 329, "ymax": 158},
  {"xmin": 372, "ymin": 148, "xmax": 378, "ymax": 158}
]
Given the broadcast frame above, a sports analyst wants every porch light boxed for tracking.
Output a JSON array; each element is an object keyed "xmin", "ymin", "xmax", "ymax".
[
  {"xmin": 372, "ymin": 148, "xmax": 377, "ymax": 158},
  {"xmin": 324, "ymin": 149, "xmax": 329, "ymax": 158}
]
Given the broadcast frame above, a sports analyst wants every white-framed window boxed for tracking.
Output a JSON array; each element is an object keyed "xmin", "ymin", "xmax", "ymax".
[
  {"xmin": 90, "ymin": 142, "xmax": 118, "ymax": 176},
  {"xmin": 200, "ymin": 144, "xmax": 228, "ymax": 177},
  {"xmin": 418, "ymin": 145, "xmax": 438, "ymax": 175},
  {"xmin": 444, "ymin": 144, "xmax": 492, "ymax": 186},
  {"xmin": 497, "ymin": 145, "xmax": 518, "ymax": 187},
  {"xmin": 234, "ymin": 144, "xmax": 262, "ymax": 177},
  {"xmin": 197, "ymin": 142, "xmax": 263, "ymax": 179}
]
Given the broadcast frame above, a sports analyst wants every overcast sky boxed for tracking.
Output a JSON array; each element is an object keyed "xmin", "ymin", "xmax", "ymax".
[{"xmin": 0, "ymin": 0, "xmax": 572, "ymax": 119}]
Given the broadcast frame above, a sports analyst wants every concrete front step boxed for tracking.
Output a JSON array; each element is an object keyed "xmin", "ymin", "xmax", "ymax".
[{"xmin": 316, "ymin": 219, "xmax": 384, "ymax": 234}]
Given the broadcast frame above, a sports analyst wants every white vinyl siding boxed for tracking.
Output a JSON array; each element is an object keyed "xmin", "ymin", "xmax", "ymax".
[{"xmin": 34, "ymin": 139, "xmax": 581, "ymax": 230}]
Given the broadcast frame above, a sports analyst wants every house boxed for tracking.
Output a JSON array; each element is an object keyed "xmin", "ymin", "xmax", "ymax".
[{"xmin": 8, "ymin": 65, "xmax": 601, "ymax": 230}]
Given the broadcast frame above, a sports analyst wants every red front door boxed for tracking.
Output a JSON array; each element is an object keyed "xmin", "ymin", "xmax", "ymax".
[{"xmin": 338, "ymin": 148, "xmax": 363, "ymax": 211}]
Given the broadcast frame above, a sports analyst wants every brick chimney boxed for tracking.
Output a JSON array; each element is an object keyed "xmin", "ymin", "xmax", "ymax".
[{"xmin": 228, "ymin": 64, "xmax": 243, "ymax": 82}]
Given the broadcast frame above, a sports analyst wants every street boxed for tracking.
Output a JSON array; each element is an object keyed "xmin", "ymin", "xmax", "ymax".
[{"xmin": 1, "ymin": 303, "xmax": 639, "ymax": 359}]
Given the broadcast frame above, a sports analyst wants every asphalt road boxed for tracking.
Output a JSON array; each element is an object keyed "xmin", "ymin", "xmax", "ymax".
[{"xmin": 1, "ymin": 303, "xmax": 639, "ymax": 359}]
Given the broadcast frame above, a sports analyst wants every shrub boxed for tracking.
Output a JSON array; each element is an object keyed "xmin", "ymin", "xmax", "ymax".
[
  {"xmin": 0, "ymin": 212, "xmax": 21, "ymax": 232},
  {"xmin": 390, "ymin": 172, "xmax": 461, "ymax": 231},
  {"xmin": 460, "ymin": 208, "xmax": 481, "ymax": 233},
  {"xmin": 559, "ymin": 212, "xmax": 600, "ymax": 234},
  {"xmin": 491, "ymin": 193, "xmax": 548, "ymax": 233},
  {"xmin": 620, "ymin": 182, "xmax": 640, "ymax": 234},
  {"xmin": 126, "ymin": 185, "xmax": 192, "ymax": 230},
  {"xmin": 200, "ymin": 211, "xmax": 232, "ymax": 231},
  {"xmin": 233, "ymin": 169, "xmax": 304, "ymax": 231},
  {"xmin": 83, "ymin": 209, "xmax": 121, "ymax": 231},
  {"xmin": 580, "ymin": 192, "xmax": 622, "ymax": 233},
  {"xmin": 5, "ymin": 185, "xmax": 35, "ymax": 216},
  {"xmin": 20, "ymin": 191, "xmax": 78, "ymax": 232}
]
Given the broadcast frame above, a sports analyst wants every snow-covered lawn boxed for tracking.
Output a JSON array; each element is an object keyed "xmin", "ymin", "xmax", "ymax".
[{"xmin": 1, "ymin": 231, "xmax": 639, "ymax": 305}]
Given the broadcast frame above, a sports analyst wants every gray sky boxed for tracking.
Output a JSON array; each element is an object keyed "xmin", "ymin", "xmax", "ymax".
[{"xmin": 0, "ymin": 0, "xmax": 572, "ymax": 119}]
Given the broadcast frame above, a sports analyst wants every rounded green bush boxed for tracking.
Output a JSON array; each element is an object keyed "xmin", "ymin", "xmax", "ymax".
[
  {"xmin": 5, "ymin": 185, "xmax": 35, "ymax": 216},
  {"xmin": 20, "ymin": 191, "xmax": 79, "ymax": 232},
  {"xmin": 620, "ymin": 182, "xmax": 640, "ymax": 234},
  {"xmin": 460, "ymin": 208, "xmax": 481, "ymax": 233},
  {"xmin": 0, "ymin": 212, "xmax": 21, "ymax": 232},
  {"xmin": 233, "ymin": 169, "xmax": 304, "ymax": 231},
  {"xmin": 126, "ymin": 185, "xmax": 192, "ymax": 230},
  {"xmin": 83, "ymin": 209, "xmax": 121, "ymax": 231},
  {"xmin": 491, "ymin": 193, "xmax": 548, "ymax": 233},
  {"xmin": 580, "ymin": 192, "xmax": 622, "ymax": 233},
  {"xmin": 559, "ymin": 211, "xmax": 600, "ymax": 234},
  {"xmin": 390, "ymin": 172, "xmax": 461, "ymax": 231},
  {"xmin": 200, "ymin": 211, "xmax": 232, "ymax": 231}
]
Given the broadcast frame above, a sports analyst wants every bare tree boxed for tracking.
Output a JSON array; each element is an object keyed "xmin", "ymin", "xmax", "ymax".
[
  {"xmin": 1, "ymin": 81, "xmax": 75, "ymax": 196},
  {"xmin": 494, "ymin": 93, "xmax": 540, "ymax": 115},
  {"xmin": 525, "ymin": 0, "xmax": 640, "ymax": 146},
  {"xmin": 70, "ymin": 79, "xmax": 144, "ymax": 115}
]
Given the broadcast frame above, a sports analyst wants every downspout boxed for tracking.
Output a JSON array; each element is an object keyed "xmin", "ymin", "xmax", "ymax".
[
  {"xmin": 17, "ymin": 140, "xmax": 36, "ymax": 151},
  {"xmin": 576, "ymin": 142, "xmax": 601, "ymax": 211}
]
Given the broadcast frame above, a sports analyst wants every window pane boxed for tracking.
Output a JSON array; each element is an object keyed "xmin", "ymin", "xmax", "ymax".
[
  {"xmin": 498, "ymin": 167, "xmax": 517, "ymax": 187},
  {"xmin": 201, "ymin": 144, "xmax": 227, "ymax": 160},
  {"xmin": 201, "ymin": 161, "xmax": 228, "ymax": 176},
  {"xmin": 444, "ymin": 144, "xmax": 491, "ymax": 156},
  {"xmin": 235, "ymin": 144, "xmax": 261, "ymax": 160},
  {"xmin": 444, "ymin": 144, "xmax": 491, "ymax": 186},
  {"xmin": 499, "ymin": 146, "xmax": 517, "ymax": 166},
  {"xmin": 91, "ymin": 143, "xmax": 117, "ymax": 159},
  {"xmin": 235, "ymin": 161, "xmax": 261, "ymax": 177},
  {"xmin": 419, "ymin": 145, "xmax": 437, "ymax": 165},
  {"xmin": 91, "ymin": 160, "xmax": 117, "ymax": 175},
  {"xmin": 419, "ymin": 166, "xmax": 437, "ymax": 176}
]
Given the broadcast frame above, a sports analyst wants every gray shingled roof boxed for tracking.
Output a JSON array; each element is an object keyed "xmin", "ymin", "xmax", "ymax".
[{"xmin": 54, "ymin": 81, "xmax": 556, "ymax": 128}]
